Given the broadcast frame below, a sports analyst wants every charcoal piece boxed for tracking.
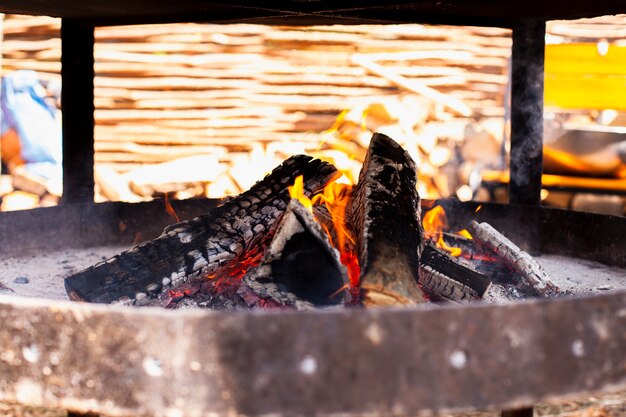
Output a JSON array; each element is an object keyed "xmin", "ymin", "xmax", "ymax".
[
  {"xmin": 481, "ymin": 284, "xmax": 524, "ymax": 303},
  {"xmin": 65, "ymin": 156, "xmax": 338, "ymax": 304},
  {"xmin": 244, "ymin": 199, "xmax": 349, "ymax": 308},
  {"xmin": 419, "ymin": 242, "xmax": 491, "ymax": 302},
  {"xmin": 468, "ymin": 221, "xmax": 560, "ymax": 297},
  {"xmin": 238, "ymin": 277, "xmax": 314, "ymax": 311},
  {"xmin": 418, "ymin": 265, "xmax": 479, "ymax": 302},
  {"xmin": 350, "ymin": 133, "xmax": 427, "ymax": 306}
]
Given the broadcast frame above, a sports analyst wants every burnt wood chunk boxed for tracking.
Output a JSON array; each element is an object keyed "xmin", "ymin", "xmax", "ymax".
[
  {"xmin": 64, "ymin": 155, "xmax": 338, "ymax": 304},
  {"xmin": 238, "ymin": 278, "xmax": 314, "ymax": 310},
  {"xmin": 350, "ymin": 133, "xmax": 427, "ymax": 306},
  {"xmin": 419, "ymin": 242, "xmax": 491, "ymax": 302},
  {"xmin": 468, "ymin": 221, "xmax": 560, "ymax": 297},
  {"xmin": 244, "ymin": 199, "xmax": 349, "ymax": 309}
]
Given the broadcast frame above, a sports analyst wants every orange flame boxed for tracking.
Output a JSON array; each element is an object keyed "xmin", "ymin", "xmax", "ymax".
[
  {"xmin": 288, "ymin": 175, "xmax": 361, "ymax": 287},
  {"xmin": 422, "ymin": 205, "xmax": 470, "ymax": 257},
  {"xmin": 457, "ymin": 229, "xmax": 473, "ymax": 240},
  {"xmin": 164, "ymin": 193, "xmax": 180, "ymax": 223},
  {"xmin": 311, "ymin": 182, "xmax": 355, "ymax": 248}
]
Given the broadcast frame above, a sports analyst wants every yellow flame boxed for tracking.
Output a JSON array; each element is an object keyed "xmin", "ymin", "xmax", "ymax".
[
  {"xmin": 422, "ymin": 206, "xmax": 469, "ymax": 257},
  {"xmin": 288, "ymin": 174, "xmax": 360, "ymax": 286},
  {"xmin": 458, "ymin": 229, "xmax": 473, "ymax": 240},
  {"xmin": 288, "ymin": 175, "xmax": 313, "ymax": 212}
]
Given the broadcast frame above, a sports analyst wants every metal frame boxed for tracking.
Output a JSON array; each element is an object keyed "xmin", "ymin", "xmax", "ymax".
[
  {"xmin": 55, "ymin": 14, "xmax": 550, "ymax": 206},
  {"xmin": 0, "ymin": 285, "xmax": 623, "ymax": 417},
  {"xmin": 509, "ymin": 20, "xmax": 545, "ymax": 206},
  {"xmin": 60, "ymin": 19, "xmax": 95, "ymax": 204}
]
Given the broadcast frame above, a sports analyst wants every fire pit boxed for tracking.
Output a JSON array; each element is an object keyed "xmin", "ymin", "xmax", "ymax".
[
  {"xmin": 0, "ymin": 1, "xmax": 625, "ymax": 417},
  {"xmin": 0, "ymin": 195, "xmax": 625, "ymax": 417}
]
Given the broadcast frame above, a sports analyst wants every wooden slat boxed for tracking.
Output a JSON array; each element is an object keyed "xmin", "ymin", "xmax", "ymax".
[{"xmin": 2, "ymin": 14, "xmax": 517, "ymax": 195}]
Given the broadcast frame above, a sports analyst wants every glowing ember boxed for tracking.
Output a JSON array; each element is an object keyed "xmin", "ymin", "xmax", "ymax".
[
  {"xmin": 190, "ymin": 173, "xmax": 363, "ymax": 305},
  {"xmin": 422, "ymin": 205, "xmax": 470, "ymax": 257}
]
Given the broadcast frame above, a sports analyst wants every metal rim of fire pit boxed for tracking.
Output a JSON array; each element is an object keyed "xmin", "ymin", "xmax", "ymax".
[{"xmin": 0, "ymin": 285, "xmax": 623, "ymax": 417}]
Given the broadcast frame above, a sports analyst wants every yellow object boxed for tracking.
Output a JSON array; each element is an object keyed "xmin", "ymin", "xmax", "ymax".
[
  {"xmin": 481, "ymin": 169, "xmax": 626, "ymax": 193},
  {"xmin": 545, "ymin": 43, "xmax": 626, "ymax": 110}
]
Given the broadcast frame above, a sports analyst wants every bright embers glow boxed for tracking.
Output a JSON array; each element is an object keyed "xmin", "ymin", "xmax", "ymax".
[
  {"xmin": 288, "ymin": 175, "xmax": 361, "ymax": 287},
  {"xmin": 422, "ymin": 205, "xmax": 471, "ymax": 257}
]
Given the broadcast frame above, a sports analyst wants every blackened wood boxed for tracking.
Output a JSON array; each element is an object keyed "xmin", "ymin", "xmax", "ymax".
[
  {"xmin": 502, "ymin": 407, "xmax": 534, "ymax": 417},
  {"xmin": 419, "ymin": 266, "xmax": 480, "ymax": 302},
  {"xmin": 248, "ymin": 199, "xmax": 348, "ymax": 308},
  {"xmin": 159, "ymin": 200, "xmax": 348, "ymax": 311},
  {"xmin": 238, "ymin": 278, "xmax": 314, "ymax": 310},
  {"xmin": 61, "ymin": 19, "xmax": 95, "ymax": 204},
  {"xmin": 67, "ymin": 412, "xmax": 99, "ymax": 417},
  {"xmin": 509, "ymin": 20, "xmax": 545, "ymax": 206},
  {"xmin": 468, "ymin": 221, "xmax": 560, "ymax": 297},
  {"xmin": 432, "ymin": 199, "xmax": 626, "ymax": 268},
  {"xmin": 64, "ymin": 155, "xmax": 338, "ymax": 304},
  {"xmin": 420, "ymin": 242, "xmax": 491, "ymax": 302},
  {"xmin": 351, "ymin": 133, "xmax": 427, "ymax": 306}
]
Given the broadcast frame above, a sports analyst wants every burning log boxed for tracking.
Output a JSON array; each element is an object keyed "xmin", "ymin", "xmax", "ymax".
[
  {"xmin": 468, "ymin": 221, "xmax": 560, "ymax": 297},
  {"xmin": 65, "ymin": 155, "xmax": 338, "ymax": 304},
  {"xmin": 241, "ymin": 199, "xmax": 349, "ymax": 309},
  {"xmin": 258, "ymin": 199, "xmax": 349, "ymax": 305},
  {"xmin": 350, "ymin": 133, "xmax": 427, "ymax": 306},
  {"xmin": 419, "ymin": 242, "xmax": 491, "ymax": 302}
]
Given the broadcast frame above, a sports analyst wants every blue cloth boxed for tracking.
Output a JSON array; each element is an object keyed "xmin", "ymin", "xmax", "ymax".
[{"xmin": 1, "ymin": 70, "xmax": 62, "ymax": 181}]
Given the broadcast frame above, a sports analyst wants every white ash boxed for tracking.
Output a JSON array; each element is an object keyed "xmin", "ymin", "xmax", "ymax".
[{"xmin": 0, "ymin": 245, "xmax": 624, "ymax": 302}]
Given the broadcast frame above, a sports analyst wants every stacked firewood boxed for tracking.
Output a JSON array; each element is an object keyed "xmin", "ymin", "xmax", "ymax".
[
  {"xmin": 2, "ymin": 14, "xmax": 625, "ymax": 206},
  {"xmin": 1, "ymin": 14, "xmax": 512, "ymax": 202},
  {"xmin": 0, "ymin": 170, "xmax": 60, "ymax": 211}
]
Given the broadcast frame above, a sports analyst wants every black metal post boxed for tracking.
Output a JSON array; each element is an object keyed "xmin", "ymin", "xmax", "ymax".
[
  {"xmin": 61, "ymin": 19, "xmax": 95, "ymax": 204},
  {"xmin": 509, "ymin": 20, "xmax": 545, "ymax": 206}
]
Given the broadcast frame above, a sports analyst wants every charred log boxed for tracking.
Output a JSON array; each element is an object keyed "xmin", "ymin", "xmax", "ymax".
[
  {"xmin": 244, "ymin": 199, "xmax": 349, "ymax": 308},
  {"xmin": 65, "ymin": 156, "xmax": 338, "ymax": 304},
  {"xmin": 155, "ymin": 280, "xmax": 250, "ymax": 311},
  {"xmin": 237, "ymin": 278, "xmax": 314, "ymax": 310},
  {"xmin": 419, "ymin": 242, "xmax": 491, "ymax": 302},
  {"xmin": 468, "ymin": 221, "xmax": 560, "ymax": 297},
  {"xmin": 350, "ymin": 133, "xmax": 427, "ymax": 306}
]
